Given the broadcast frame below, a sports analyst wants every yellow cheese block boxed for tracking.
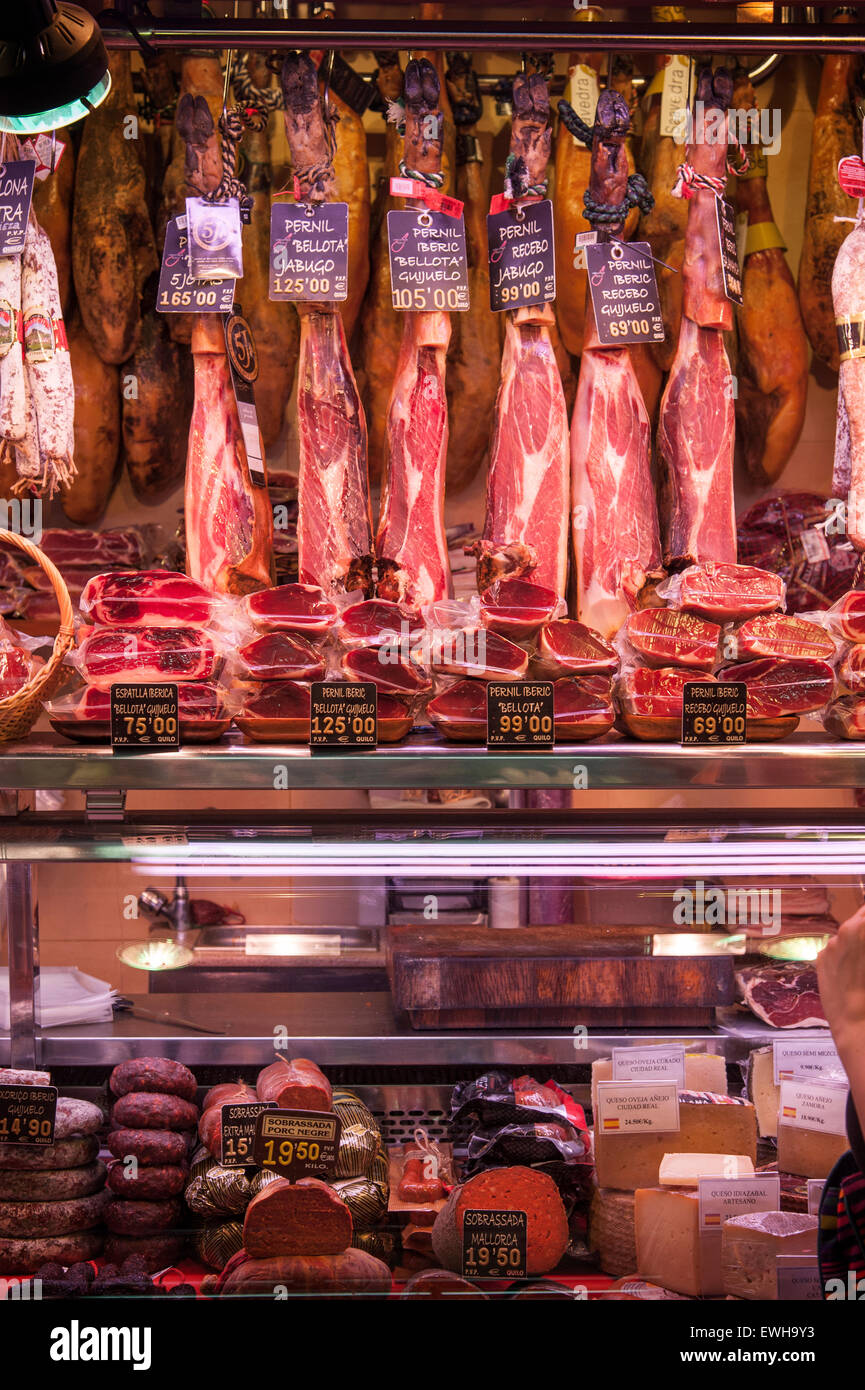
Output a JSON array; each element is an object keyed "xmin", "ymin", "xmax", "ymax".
[
  {"xmin": 594, "ymin": 1092, "xmax": 758, "ymax": 1191},
  {"xmin": 591, "ymin": 1054, "xmax": 727, "ymax": 1113},
  {"xmin": 721, "ymin": 1211, "xmax": 818, "ymax": 1300},
  {"xmin": 589, "ymin": 1187, "xmax": 636, "ymax": 1277},
  {"xmin": 635, "ymin": 1188, "xmax": 722, "ymax": 1297},
  {"xmin": 747, "ymin": 1046, "xmax": 779, "ymax": 1139},
  {"xmin": 777, "ymin": 1122, "xmax": 848, "ymax": 1179},
  {"xmin": 659, "ymin": 1153, "xmax": 755, "ymax": 1187}
]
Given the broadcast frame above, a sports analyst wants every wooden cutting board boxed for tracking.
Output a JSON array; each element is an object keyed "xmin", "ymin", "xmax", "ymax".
[{"xmin": 388, "ymin": 923, "xmax": 735, "ymax": 1030}]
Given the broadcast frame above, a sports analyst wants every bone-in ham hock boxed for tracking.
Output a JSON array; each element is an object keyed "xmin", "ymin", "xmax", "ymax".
[
  {"xmin": 472, "ymin": 72, "xmax": 569, "ymax": 603},
  {"xmin": 376, "ymin": 59, "xmax": 453, "ymax": 608},
  {"xmin": 281, "ymin": 52, "xmax": 373, "ymax": 598},
  {"xmin": 180, "ymin": 64, "xmax": 273, "ymax": 595}
]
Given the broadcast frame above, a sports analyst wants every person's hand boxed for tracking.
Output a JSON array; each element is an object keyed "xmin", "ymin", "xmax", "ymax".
[{"xmin": 817, "ymin": 904, "xmax": 865, "ymax": 1050}]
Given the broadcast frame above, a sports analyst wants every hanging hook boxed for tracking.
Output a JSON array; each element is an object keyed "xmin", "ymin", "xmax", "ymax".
[
  {"xmin": 222, "ymin": 49, "xmax": 234, "ymax": 117},
  {"xmin": 323, "ymin": 48, "xmax": 335, "ymax": 117},
  {"xmin": 50, "ymin": 129, "xmax": 57, "ymax": 175},
  {"xmin": 520, "ymin": 51, "xmax": 527, "ymax": 74}
]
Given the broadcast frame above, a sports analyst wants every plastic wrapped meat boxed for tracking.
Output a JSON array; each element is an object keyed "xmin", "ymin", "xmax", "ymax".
[
  {"xmin": 719, "ymin": 658, "xmax": 834, "ymax": 716},
  {"xmin": 479, "ymin": 579, "xmax": 563, "ymax": 641},
  {"xmin": 35, "ymin": 527, "xmax": 147, "ymax": 569},
  {"xmin": 235, "ymin": 679, "xmax": 412, "ymax": 743},
  {"xmin": 76, "ymin": 626, "xmax": 219, "ymax": 688},
  {"xmin": 47, "ymin": 681, "xmax": 230, "ymax": 743},
  {"xmin": 238, "ymin": 632, "xmax": 326, "ymax": 682},
  {"xmin": 245, "ymin": 583, "xmax": 337, "ymax": 635},
  {"xmin": 341, "ymin": 646, "xmax": 432, "ymax": 696},
  {"xmin": 79, "ymin": 571, "xmax": 214, "ymax": 629},
  {"xmin": 731, "ymin": 615, "xmax": 835, "ymax": 663},
  {"xmin": 736, "ymin": 492, "xmax": 858, "ymax": 613},
  {"xmin": 839, "ymin": 645, "xmax": 865, "ymax": 692},
  {"xmin": 824, "ymin": 695, "xmax": 865, "ymax": 740},
  {"xmin": 535, "ymin": 620, "xmax": 618, "ymax": 679},
  {"xmin": 668, "ymin": 563, "xmax": 786, "ymax": 622},
  {"xmin": 428, "ymin": 675, "xmax": 614, "ymax": 743},
  {"xmin": 625, "ymin": 609, "xmax": 721, "ymax": 672},
  {"xmin": 429, "ymin": 628, "xmax": 528, "ymax": 681},
  {"xmin": 337, "ymin": 599, "xmax": 424, "ymax": 650}
]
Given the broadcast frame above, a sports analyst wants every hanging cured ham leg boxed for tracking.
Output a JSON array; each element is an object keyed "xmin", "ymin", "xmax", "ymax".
[
  {"xmin": 181, "ymin": 75, "xmax": 273, "ymax": 594},
  {"xmin": 657, "ymin": 66, "xmax": 737, "ymax": 569},
  {"xmin": 281, "ymin": 52, "xmax": 373, "ymax": 598},
  {"xmin": 376, "ymin": 59, "xmax": 453, "ymax": 608},
  {"xmin": 473, "ymin": 73, "xmax": 569, "ymax": 602},
  {"xmin": 564, "ymin": 90, "xmax": 661, "ymax": 637}
]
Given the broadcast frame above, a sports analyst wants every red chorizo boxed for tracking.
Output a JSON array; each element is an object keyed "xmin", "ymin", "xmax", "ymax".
[
  {"xmin": 111, "ymin": 1092, "xmax": 199, "ymax": 1131},
  {"xmin": 107, "ymin": 1129, "xmax": 188, "ymax": 1166},
  {"xmin": 107, "ymin": 1162, "xmax": 187, "ymax": 1199}
]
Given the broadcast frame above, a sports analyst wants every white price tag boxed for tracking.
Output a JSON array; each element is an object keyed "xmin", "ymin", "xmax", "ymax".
[
  {"xmin": 659, "ymin": 55, "xmax": 692, "ymax": 142},
  {"xmin": 612, "ymin": 1045, "xmax": 686, "ymax": 1088},
  {"xmin": 776, "ymin": 1254, "xmax": 822, "ymax": 1301},
  {"xmin": 773, "ymin": 1038, "xmax": 845, "ymax": 1086},
  {"xmin": 567, "ymin": 64, "xmax": 600, "ymax": 146},
  {"xmin": 595, "ymin": 1081, "xmax": 680, "ymax": 1135},
  {"xmin": 697, "ymin": 1173, "xmax": 780, "ymax": 1233},
  {"xmin": 779, "ymin": 1079, "xmax": 848, "ymax": 1136}
]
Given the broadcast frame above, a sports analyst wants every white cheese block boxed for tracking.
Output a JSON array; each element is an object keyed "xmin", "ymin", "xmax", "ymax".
[
  {"xmin": 635, "ymin": 1187, "xmax": 722, "ymax": 1297},
  {"xmin": 591, "ymin": 1053, "xmax": 727, "ymax": 1112},
  {"xmin": 721, "ymin": 1210, "xmax": 818, "ymax": 1300},
  {"xmin": 594, "ymin": 1091, "xmax": 758, "ymax": 1191},
  {"xmin": 658, "ymin": 1152, "xmax": 755, "ymax": 1187},
  {"xmin": 747, "ymin": 1046, "xmax": 779, "ymax": 1138}
]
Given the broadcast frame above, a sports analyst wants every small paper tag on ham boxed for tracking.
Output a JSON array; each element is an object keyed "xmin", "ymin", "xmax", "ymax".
[
  {"xmin": 573, "ymin": 228, "xmax": 598, "ymax": 271},
  {"xmin": 19, "ymin": 135, "xmax": 67, "ymax": 181},
  {"xmin": 487, "ymin": 199, "xmax": 555, "ymax": 312},
  {"xmin": 659, "ymin": 55, "xmax": 693, "ymax": 142},
  {"xmin": 389, "ymin": 177, "xmax": 464, "ymax": 218},
  {"xmin": 567, "ymin": 64, "xmax": 600, "ymax": 146},
  {"xmin": 387, "ymin": 208, "xmax": 470, "ymax": 313},
  {"xmin": 838, "ymin": 155, "xmax": 865, "ymax": 198}
]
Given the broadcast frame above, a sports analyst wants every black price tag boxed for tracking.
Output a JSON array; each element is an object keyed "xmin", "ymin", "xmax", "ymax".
[
  {"xmin": 156, "ymin": 216, "xmax": 235, "ymax": 315},
  {"xmin": 252, "ymin": 1108, "xmax": 342, "ymax": 1178},
  {"xmin": 716, "ymin": 197, "xmax": 743, "ymax": 305},
  {"xmin": 387, "ymin": 209, "xmax": 470, "ymax": 313},
  {"xmin": 110, "ymin": 684, "xmax": 180, "ymax": 751},
  {"xmin": 220, "ymin": 1101, "xmax": 276, "ymax": 1168},
  {"xmin": 682, "ymin": 681, "xmax": 747, "ymax": 745},
  {"xmin": 0, "ymin": 1084, "xmax": 57, "ymax": 1147},
  {"xmin": 487, "ymin": 682, "xmax": 554, "ymax": 750},
  {"xmin": 185, "ymin": 196, "xmax": 244, "ymax": 280},
  {"xmin": 223, "ymin": 307, "xmax": 266, "ymax": 488},
  {"xmin": 585, "ymin": 240, "xmax": 665, "ymax": 346},
  {"xmin": 0, "ymin": 159, "xmax": 36, "ymax": 257},
  {"xmin": 310, "ymin": 681, "xmax": 377, "ymax": 749},
  {"xmin": 269, "ymin": 202, "xmax": 349, "ymax": 302},
  {"xmin": 461, "ymin": 1209, "xmax": 528, "ymax": 1280},
  {"xmin": 487, "ymin": 199, "xmax": 556, "ymax": 312}
]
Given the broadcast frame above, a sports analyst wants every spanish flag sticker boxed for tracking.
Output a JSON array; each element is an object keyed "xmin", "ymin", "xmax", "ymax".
[
  {"xmin": 603, "ymin": 1118, "xmax": 621, "ymax": 1131},
  {"xmin": 704, "ymin": 1213, "xmax": 722, "ymax": 1227},
  {"xmin": 782, "ymin": 1106, "xmax": 797, "ymax": 1119}
]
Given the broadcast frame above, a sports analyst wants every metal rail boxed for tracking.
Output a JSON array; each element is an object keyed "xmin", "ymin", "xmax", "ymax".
[{"xmin": 100, "ymin": 20, "xmax": 864, "ymax": 53}]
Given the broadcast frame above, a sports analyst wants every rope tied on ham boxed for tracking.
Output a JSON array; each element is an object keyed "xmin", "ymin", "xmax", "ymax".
[
  {"xmin": 386, "ymin": 96, "xmax": 445, "ymax": 188},
  {"xmin": 671, "ymin": 143, "xmax": 750, "ymax": 201},
  {"xmin": 203, "ymin": 105, "xmax": 269, "ymax": 219},
  {"xmin": 558, "ymin": 100, "xmax": 654, "ymax": 225}
]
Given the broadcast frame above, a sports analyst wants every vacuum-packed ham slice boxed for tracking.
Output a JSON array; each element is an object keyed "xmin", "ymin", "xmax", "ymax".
[
  {"xmin": 341, "ymin": 646, "xmax": 431, "ymax": 696},
  {"xmin": 428, "ymin": 674, "xmax": 614, "ymax": 743},
  {"xmin": 824, "ymin": 695, "xmax": 865, "ymax": 739},
  {"xmin": 732, "ymin": 615, "xmax": 835, "ymax": 663},
  {"xmin": 238, "ymin": 632, "xmax": 325, "ymax": 682},
  {"xmin": 625, "ymin": 608, "xmax": 720, "ymax": 672},
  {"xmin": 245, "ymin": 583, "xmax": 337, "ymax": 635},
  {"xmin": 236, "ymin": 680, "xmax": 412, "ymax": 743},
  {"xmin": 673, "ymin": 563, "xmax": 786, "ymax": 622},
  {"xmin": 840, "ymin": 644, "xmax": 865, "ymax": 691},
  {"xmin": 80, "ymin": 571, "xmax": 214, "ymax": 629},
  {"xmin": 480, "ymin": 578, "xmax": 562, "ymax": 642},
  {"xmin": 34, "ymin": 527, "xmax": 146, "ymax": 569},
  {"xmin": 77, "ymin": 627, "xmax": 219, "ymax": 689},
  {"xmin": 430, "ymin": 628, "xmax": 528, "ymax": 681},
  {"xmin": 720, "ymin": 658, "xmax": 834, "ymax": 717},
  {"xmin": 536, "ymin": 619, "xmax": 618, "ymax": 678},
  {"xmin": 736, "ymin": 963, "xmax": 826, "ymax": 1028},
  {"xmin": 617, "ymin": 666, "xmax": 695, "ymax": 721},
  {"xmin": 77, "ymin": 681, "xmax": 225, "ymax": 724},
  {"xmin": 337, "ymin": 599, "xmax": 424, "ymax": 650}
]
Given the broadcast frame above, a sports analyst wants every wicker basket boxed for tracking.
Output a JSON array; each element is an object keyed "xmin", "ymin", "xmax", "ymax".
[{"xmin": 0, "ymin": 530, "xmax": 75, "ymax": 743}]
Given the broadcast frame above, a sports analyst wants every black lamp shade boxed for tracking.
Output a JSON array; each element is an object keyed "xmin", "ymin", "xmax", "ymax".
[{"xmin": 0, "ymin": 1, "xmax": 109, "ymax": 121}]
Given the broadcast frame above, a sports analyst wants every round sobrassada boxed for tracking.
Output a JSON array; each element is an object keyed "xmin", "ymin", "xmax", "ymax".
[
  {"xmin": 107, "ymin": 1129, "xmax": 188, "ymax": 1166},
  {"xmin": 0, "ymin": 1135, "xmax": 99, "ymax": 1171},
  {"xmin": 105, "ymin": 1197, "xmax": 182, "ymax": 1235},
  {"xmin": 104, "ymin": 1232, "xmax": 185, "ymax": 1271},
  {"xmin": 54, "ymin": 1096, "xmax": 105, "ymax": 1138},
  {"xmin": 0, "ymin": 1229, "xmax": 103, "ymax": 1274},
  {"xmin": 0, "ymin": 1160, "xmax": 106, "ymax": 1203},
  {"xmin": 109, "ymin": 1058, "xmax": 198, "ymax": 1102},
  {"xmin": 0, "ymin": 1188, "xmax": 109, "ymax": 1238},
  {"xmin": 111, "ymin": 1092, "xmax": 199, "ymax": 1131},
  {"xmin": 431, "ymin": 1166, "xmax": 568, "ymax": 1277}
]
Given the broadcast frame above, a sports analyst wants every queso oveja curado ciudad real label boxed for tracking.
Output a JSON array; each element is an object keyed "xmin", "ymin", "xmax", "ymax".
[
  {"xmin": 486, "ymin": 682, "xmax": 554, "ymax": 749},
  {"xmin": 387, "ymin": 208, "xmax": 469, "ymax": 313},
  {"xmin": 110, "ymin": 684, "xmax": 180, "ymax": 751},
  {"xmin": 269, "ymin": 201, "xmax": 349, "ymax": 301}
]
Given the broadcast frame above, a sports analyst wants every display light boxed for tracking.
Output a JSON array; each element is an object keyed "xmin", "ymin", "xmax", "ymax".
[{"xmin": 0, "ymin": 2, "xmax": 110, "ymax": 135}]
